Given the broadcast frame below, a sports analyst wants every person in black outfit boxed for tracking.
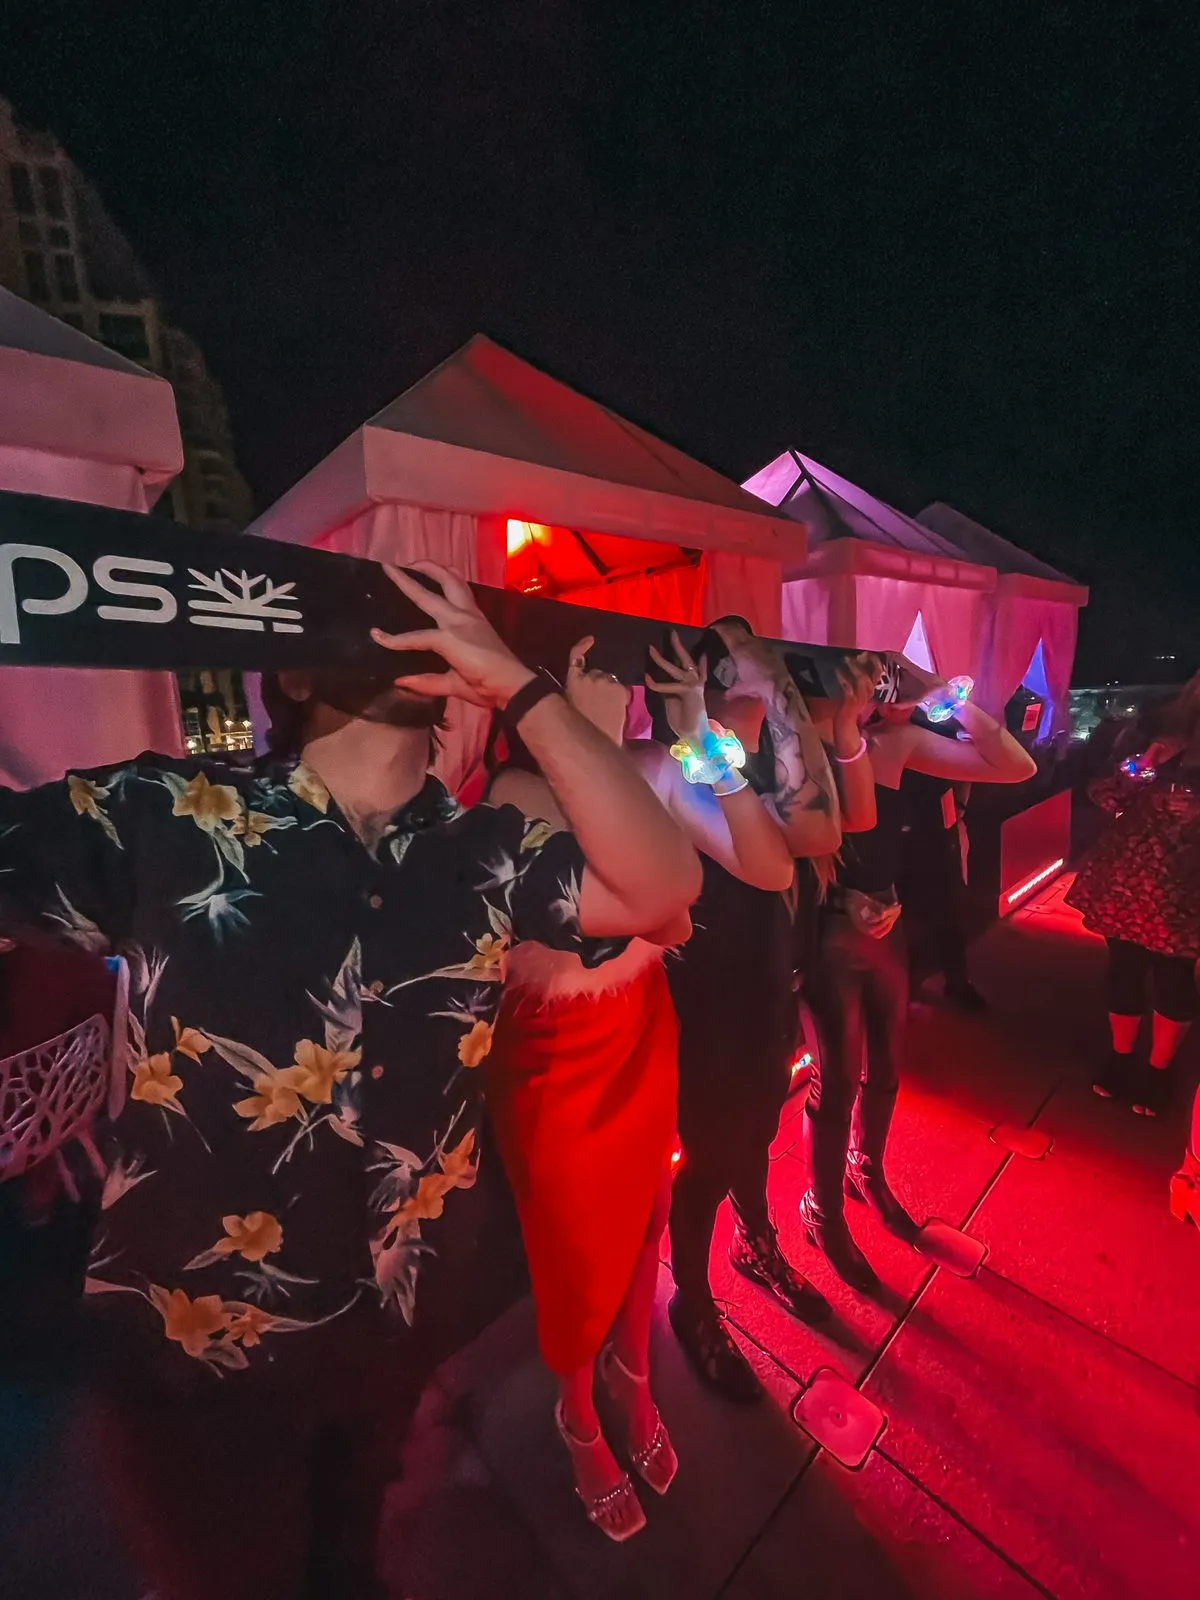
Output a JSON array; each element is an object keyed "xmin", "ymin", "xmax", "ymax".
[
  {"xmin": 898, "ymin": 717, "xmax": 986, "ymax": 1012},
  {"xmin": 653, "ymin": 623, "xmax": 877, "ymax": 1402},
  {"xmin": 801, "ymin": 678, "xmax": 1036, "ymax": 1293}
]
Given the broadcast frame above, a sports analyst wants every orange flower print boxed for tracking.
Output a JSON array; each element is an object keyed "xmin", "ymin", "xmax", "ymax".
[
  {"xmin": 211, "ymin": 1211, "xmax": 283, "ymax": 1263},
  {"xmin": 466, "ymin": 934, "xmax": 508, "ymax": 975},
  {"xmin": 457, "ymin": 1020, "xmax": 494, "ymax": 1069},
  {"xmin": 151, "ymin": 1286, "xmax": 229, "ymax": 1358},
  {"xmin": 67, "ymin": 774, "xmax": 110, "ymax": 820},
  {"xmin": 171, "ymin": 1017, "xmax": 211, "ymax": 1063},
  {"xmin": 223, "ymin": 1303, "xmax": 276, "ymax": 1348},
  {"xmin": 232, "ymin": 810, "xmax": 273, "ymax": 846},
  {"xmin": 130, "ymin": 1053, "xmax": 185, "ymax": 1113},
  {"xmin": 234, "ymin": 1067, "xmax": 307, "ymax": 1131},
  {"xmin": 288, "ymin": 763, "xmax": 330, "ymax": 814},
  {"xmin": 290, "ymin": 1039, "xmax": 360, "ymax": 1105},
  {"xmin": 172, "ymin": 772, "xmax": 242, "ymax": 832},
  {"xmin": 398, "ymin": 1174, "xmax": 452, "ymax": 1223},
  {"xmin": 439, "ymin": 1131, "xmax": 477, "ymax": 1188}
]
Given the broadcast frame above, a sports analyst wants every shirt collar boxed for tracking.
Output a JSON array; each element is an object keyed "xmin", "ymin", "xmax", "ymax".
[{"xmin": 258, "ymin": 755, "xmax": 460, "ymax": 835}]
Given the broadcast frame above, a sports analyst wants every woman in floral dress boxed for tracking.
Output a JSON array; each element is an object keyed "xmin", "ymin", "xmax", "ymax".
[
  {"xmin": 1067, "ymin": 673, "xmax": 1200, "ymax": 1115},
  {"xmin": 484, "ymin": 634, "xmax": 795, "ymax": 1542}
]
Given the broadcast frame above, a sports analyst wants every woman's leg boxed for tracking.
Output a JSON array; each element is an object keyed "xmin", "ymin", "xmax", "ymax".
[
  {"xmin": 801, "ymin": 919, "xmax": 880, "ymax": 1290},
  {"xmin": 1131, "ymin": 952, "xmax": 1198, "ymax": 1115},
  {"xmin": 1095, "ymin": 939, "xmax": 1146, "ymax": 1097},
  {"xmin": 606, "ymin": 1171, "xmax": 673, "ymax": 1450},
  {"xmin": 848, "ymin": 920, "xmax": 920, "ymax": 1241},
  {"xmin": 554, "ymin": 1363, "xmax": 645, "ymax": 1540}
]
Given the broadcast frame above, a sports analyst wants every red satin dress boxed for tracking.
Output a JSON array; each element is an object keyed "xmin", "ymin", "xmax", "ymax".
[{"xmin": 486, "ymin": 941, "xmax": 678, "ymax": 1374}]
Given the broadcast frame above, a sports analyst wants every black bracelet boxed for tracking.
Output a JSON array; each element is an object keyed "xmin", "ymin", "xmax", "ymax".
[{"xmin": 501, "ymin": 669, "xmax": 562, "ymax": 730}]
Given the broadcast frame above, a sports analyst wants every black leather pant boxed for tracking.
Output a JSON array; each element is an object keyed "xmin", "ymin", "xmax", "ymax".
[{"xmin": 805, "ymin": 912, "xmax": 909, "ymax": 1208}]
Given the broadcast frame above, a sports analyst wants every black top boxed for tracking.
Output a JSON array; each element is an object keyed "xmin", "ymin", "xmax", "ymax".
[
  {"xmin": 667, "ymin": 748, "xmax": 797, "ymax": 1076},
  {"xmin": 0, "ymin": 753, "xmax": 620, "ymax": 1379},
  {"xmin": 837, "ymin": 782, "xmax": 908, "ymax": 895}
]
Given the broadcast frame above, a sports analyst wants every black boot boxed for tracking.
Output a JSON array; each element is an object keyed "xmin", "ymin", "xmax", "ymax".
[
  {"xmin": 844, "ymin": 1086, "xmax": 922, "ymax": 1244},
  {"xmin": 668, "ymin": 1291, "xmax": 764, "ymax": 1405},
  {"xmin": 800, "ymin": 1109, "xmax": 881, "ymax": 1294},
  {"xmin": 729, "ymin": 1212, "xmax": 832, "ymax": 1326}
]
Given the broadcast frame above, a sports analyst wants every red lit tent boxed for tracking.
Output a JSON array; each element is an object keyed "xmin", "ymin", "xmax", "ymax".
[
  {"xmin": 249, "ymin": 335, "xmax": 803, "ymax": 788},
  {"xmin": 0, "ymin": 288, "xmax": 184, "ymax": 787}
]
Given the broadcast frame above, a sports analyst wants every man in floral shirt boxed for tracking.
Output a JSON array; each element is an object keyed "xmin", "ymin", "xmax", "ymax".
[{"xmin": 0, "ymin": 563, "xmax": 701, "ymax": 1599}]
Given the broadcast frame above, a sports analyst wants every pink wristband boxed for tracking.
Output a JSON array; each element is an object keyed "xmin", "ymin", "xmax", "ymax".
[{"xmin": 835, "ymin": 737, "xmax": 868, "ymax": 764}]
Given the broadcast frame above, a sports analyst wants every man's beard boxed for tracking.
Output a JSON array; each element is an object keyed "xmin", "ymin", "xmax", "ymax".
[{"xmin": 312, "ymin": 672, "xmax": 447, "ymax": 730}]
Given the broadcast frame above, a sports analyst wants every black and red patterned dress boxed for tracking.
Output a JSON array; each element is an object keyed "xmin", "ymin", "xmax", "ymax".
[{"xmin": 1066, "ymin": 754, "xmax": 1200, "ymax": 960}]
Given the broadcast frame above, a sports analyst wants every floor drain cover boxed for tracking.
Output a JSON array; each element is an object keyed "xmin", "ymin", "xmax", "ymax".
[
  {"xmin": 990, "ymin": 1124, "xmax": 1052, "ymax": 1159},
  {"xmin": 792, "ymin": 1367, "xmax": 885, "ymax": 1468},
  {"xmin": 914, "ymin": 1220, "xmax": 988, "ymax": 1278}
]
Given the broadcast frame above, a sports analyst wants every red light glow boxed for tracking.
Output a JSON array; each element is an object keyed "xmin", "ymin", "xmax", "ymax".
[
  {"xmin": 506, "ymin": 519, "xmax": 534, "ymax": 555},
  {"xmin": 670, "ymin": 1146, "xmax": 683, "ymax": 1169},
  {"xmin": 1004, "ymin": 857, "xmax": 1065, "ymax": 909}
]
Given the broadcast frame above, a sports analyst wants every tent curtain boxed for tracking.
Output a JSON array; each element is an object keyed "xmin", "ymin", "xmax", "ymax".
[
  {"xmin": 562, "ymin": 562, "xmax": 704, "ymax": 627},
  {"xmin": 982, "ymin": 596, "xmax": 1078, "ymax": 735},
  {"xmin": 700, "ymin": 552, "xmax": 783, "ymax": 636},
  {"xmin": 916, "ymin": 585, "xmax": 989, "ymax": 682},
  {"xmin": 781, "ymin": 578, "xmax": 834, "ymax": 646}
]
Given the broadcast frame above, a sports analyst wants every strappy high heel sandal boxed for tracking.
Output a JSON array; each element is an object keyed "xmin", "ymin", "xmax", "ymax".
[
  {"xmin": 553, "ymin": 1401, "xmax": 646, "ymax": 1542},
  {"xmin": 599, "ymin": 1345, "xmax": 679, "ymax": 1496}
]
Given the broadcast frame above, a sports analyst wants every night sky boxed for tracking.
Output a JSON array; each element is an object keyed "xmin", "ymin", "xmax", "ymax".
[{"xmin": 3, "ymin": 0, "xmax": 1197, "ymax": 682}]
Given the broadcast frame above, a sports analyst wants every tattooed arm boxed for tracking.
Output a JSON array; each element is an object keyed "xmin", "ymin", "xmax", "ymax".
[{"xmin": 716, "ymin": 623, "xmax": 842, "ymax": 860}]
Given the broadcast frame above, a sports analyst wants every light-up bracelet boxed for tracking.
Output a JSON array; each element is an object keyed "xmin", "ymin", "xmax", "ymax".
[
  {"xmin": 1120, "ymin": 754, "xmax": 1158, "ymax": 783},
  {"xmin": 670, "ymin": 721, "xmax": 748, "ymax": 796},
  {"xmin": 922, "ymin": 675, "xmax": 974, "ymax": 725}
]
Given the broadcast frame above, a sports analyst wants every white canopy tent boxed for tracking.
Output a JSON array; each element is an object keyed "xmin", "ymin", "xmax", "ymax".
[
  {"xmin": 917, "ymin": 502, "xmax": 1088, "ymax": 736},
  {"xmin": 743, "ymin": 450, "xmax": 995, "ymax": 684},
  {"xmin": 249, "ymin": 335, "xmax": 804, "ymax": 790},
  {"xmin": 0, "ymin": 288, "xmax": 184, "ymax": 787}
]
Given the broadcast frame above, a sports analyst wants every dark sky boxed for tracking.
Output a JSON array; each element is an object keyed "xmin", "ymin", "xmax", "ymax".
[{"xmin": 3, "ymin": 0, "xmax": 1198, "ymax": 681}]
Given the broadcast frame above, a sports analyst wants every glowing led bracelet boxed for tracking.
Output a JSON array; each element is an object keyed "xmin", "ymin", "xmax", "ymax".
[
  {"xmin": 922, "ymin": 675, "xmax": 974, "ymax": 724},
  {"xmin": 1120, "ymin": 754, "xmax": 1158, "ymax": 782},
  {"xmin": 670, "ymin": 721, "xmax": 748, "ymax": 795}
]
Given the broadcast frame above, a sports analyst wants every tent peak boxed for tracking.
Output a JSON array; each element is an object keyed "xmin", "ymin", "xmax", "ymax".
[{"xmin": 365, "ymin": 335, "xmax": 777, "ymax": 519}]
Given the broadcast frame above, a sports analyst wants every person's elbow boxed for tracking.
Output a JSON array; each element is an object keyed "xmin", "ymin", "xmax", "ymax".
[
  {"xmin": 785, "ymin": 813, "xmax": 842, "ymax": 859},
  {"xmin": 746, "ymin": 845, "xmax": 796, "ymax": 893},
  {"xmin": 623, "ymin": 838, "xmax": 703, "ymax": 930},
  {"xmin": 995, "ymin": 749, "xmax": 1038, "ymax": 784}
]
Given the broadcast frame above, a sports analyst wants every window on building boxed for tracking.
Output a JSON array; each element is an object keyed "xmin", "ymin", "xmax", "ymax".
[
  {"xmin": 47, "ymin": 225, "xmax": 70, "ymax": 248},
  {"xmin": 18, "ymin": 219, "xmax": 40, "ymax": 245},
  {"xmin": 39, "ymin": 166, "xmax": 66, "ymax": 219},
  {"xmin": 24, "ymin": 253, "xmax": 49, "ymax": 301},
  {"xmin": 10, "ymin": 163, "xmax": 35, "ymax": 215},
  {"xmin": 98, "ymin": 312, "xmax": 150, "ymax": 360},
  {"xmin": 54, "ymin": 254, "xmax": 80, "ymax": 302}
]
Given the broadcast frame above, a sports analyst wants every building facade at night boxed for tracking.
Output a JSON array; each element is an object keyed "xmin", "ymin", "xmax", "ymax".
[{"xmin": 0, "ymin": 97, "xmax": 252, "ymax": 754}]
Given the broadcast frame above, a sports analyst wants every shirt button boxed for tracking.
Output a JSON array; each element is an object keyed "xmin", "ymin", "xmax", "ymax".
[
  {"xmin": 368, "ymin": 894, "xmax": 383, "ymax": 910},
  {"xmin": 368, "ymin": 980, "xmax": 384, "ymax": 996},
  {"xmin": 370, "ymin": 1064, "xmax": 384, "ymax": 1080}
]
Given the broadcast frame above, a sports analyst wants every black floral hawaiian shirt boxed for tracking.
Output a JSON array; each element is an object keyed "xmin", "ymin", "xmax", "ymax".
[{"xmin": 0, "ymin": 753, "xmax": 620, "ymax": 1376}]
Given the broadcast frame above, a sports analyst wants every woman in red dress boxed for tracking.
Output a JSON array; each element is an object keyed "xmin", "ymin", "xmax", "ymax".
[{"xmin": 485, "ymin": 634, "xmax": 795, "ymax": 1542}]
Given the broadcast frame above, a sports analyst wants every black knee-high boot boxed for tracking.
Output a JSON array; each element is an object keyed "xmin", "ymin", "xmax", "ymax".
[
  {"xmin": 799, "ymin": 1106, "xmax": 880, "ymax": 1294},
  {"xmin": 844, "ymin": 1084, "xmax": 921, "ymax": 1243}
]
